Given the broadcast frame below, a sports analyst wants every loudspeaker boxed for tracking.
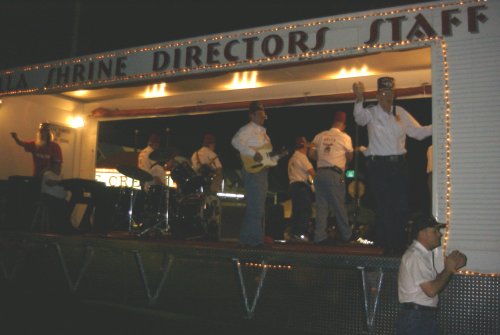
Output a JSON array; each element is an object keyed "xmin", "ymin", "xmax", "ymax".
[
  {"xmin": 265, "ymin": 203, "xmax": 285, "ymax": 240},
  {"xmin": 219, "ymin": 201, "xmax": 245, "ymax": 241},
  {"xmin": 5, "ymin": 176, "xmax": 41, "ymax": 230},
  {"xmin": 219, "ymin": 201, "xmax": 286, "ymax": 241}
]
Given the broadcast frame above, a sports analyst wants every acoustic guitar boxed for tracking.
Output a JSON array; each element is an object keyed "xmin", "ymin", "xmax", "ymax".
[{"xmin": 241, "ymin": 143, "xmax": 288, "ymax": 173}]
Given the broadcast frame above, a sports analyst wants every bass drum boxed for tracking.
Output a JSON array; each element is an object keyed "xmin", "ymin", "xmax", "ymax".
[
  {"xmin": 110, "ymin": 187, "xmax": 147, "ymax": 231},
  {"xmin": 174, "ymin": 193, "xmax": 221, "ymax": 240}
]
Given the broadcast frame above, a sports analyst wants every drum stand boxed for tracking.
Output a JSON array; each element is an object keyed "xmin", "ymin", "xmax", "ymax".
[
  {"xmin": 137, "ymin": 176, "xmax": 173, "ymax": 237},
  {"xmin": 127, "ymin": 187, "xmax": 139, "ymax": 232}
]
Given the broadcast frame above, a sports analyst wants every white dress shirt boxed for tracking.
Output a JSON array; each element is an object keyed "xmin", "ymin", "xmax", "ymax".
[
  {"xmin": 231, "ymin": 122, "xmax": 275, "ymax": 162},
  {"xmin": 138, "ymin": 145, "xmax": 165, "ymax": 190},
  {"xmin": 288, "ymin": 151, "xmax": 313, "ymax": 184},
  {"xmin": 310, "ymin": 128, "xmax": 353, "ymax": 169},
  {"xmin": 398, "ymin": 240, "xmax": 444, "ymax": 307},
  {"xmin": 191, "ymin": 146, "xmax": 222, "ymax": 172},
  {"xmin": 354, "ymin": 102, "xmax": 432, "ymax": 156}
]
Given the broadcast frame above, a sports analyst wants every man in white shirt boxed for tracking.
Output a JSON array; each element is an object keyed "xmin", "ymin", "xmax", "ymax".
[
  {"xmin": 309, "ymin": 111, "xmax": 354, "ymax": 244},
  {"xmin": 138, "ymin": 133, "xmax": 165, "ymax": 192},
  {"xmin": 191, "ymin": 133, "xmax": 223, "ymax": 193},
  {"xmin": 231, "ymin": 101, "xmax": 276, "ymax": 247},
  {"xmin": 352, "ymin": 77, "xmax": 432, "ymax": 254},
  {"xmin": 287, "ymin": 136, "xmax": 315, "ymax": 242},
  {"xmin": 396, "ymin": 214, "xmax": 466, "ymax": 335}
]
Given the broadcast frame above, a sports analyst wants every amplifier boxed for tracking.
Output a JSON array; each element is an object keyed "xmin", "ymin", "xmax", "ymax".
[
  {"xmin": 219, "ymin": 201, "xmax": 245, "ymax": 241},
  {"xmin": 219, "ymin": 201, "xmax": 285, "ymax": 241}
]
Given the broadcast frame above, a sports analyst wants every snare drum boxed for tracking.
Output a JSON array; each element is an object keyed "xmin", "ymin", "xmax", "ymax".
[{"xmin": 110, "ymin": 187, "xmax": 146, "ymax": 231}]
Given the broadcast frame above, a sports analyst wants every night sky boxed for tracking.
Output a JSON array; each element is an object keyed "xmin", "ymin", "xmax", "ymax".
[
  {"xmin": 2, "ymin": 0, "xmax": 434, "ymax": 213},
  {"xmin": 1, "ymin": 0, "xmax": 434, "ymax": 70}
]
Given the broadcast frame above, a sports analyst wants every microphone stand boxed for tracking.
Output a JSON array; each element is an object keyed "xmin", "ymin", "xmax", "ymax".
[{"xmin": 134, "ymin": 129, "xmax": 139, "ymax": 153}]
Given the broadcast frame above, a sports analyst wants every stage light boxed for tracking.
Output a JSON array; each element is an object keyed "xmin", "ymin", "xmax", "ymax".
[
  {"xmin": 224, "ymin": 71, "xmax": 261, "ymax": 89},
  {"xmin": 143, "ymin": 83, "xmax": 168, "ymax": 98},
  {"xmin": 330, "ymin": 65, "xmax": 375, "ymax": 79},
  {"xmin": 71, "ymin": 90, "xmax": 90, "ymax": 97},
  {"xmin": 217, "ymin": 192, "xmax": 245, "ymax": 199},
  {"xmin": 69, "ymin": 116, "xmax": 85, "ymax": 128}
]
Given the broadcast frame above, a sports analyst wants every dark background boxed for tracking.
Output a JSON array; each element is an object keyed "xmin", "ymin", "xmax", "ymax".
[
  {"xmin": 98, "ymin": 98, "xmax": 432, "ymax": 214},
  {"xmin": 2, "ymin": 0, "xmax": 434, "ymax": 213},
  {"xmin": 1, "ymin": 0, "xmax": 434, "ymax": 70}
]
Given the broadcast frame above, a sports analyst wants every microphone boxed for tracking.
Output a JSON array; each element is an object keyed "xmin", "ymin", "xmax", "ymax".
[
  {"xmin": 134, "ymin": 129, "xmax": 139, "ymax": 152},
  {"xmin": 165, "ymin": 127, "xmax": 171, "ymax": 147},
  {"xmin": 392, "ymin": 97, "xmax": 397, "ymax": 117}
]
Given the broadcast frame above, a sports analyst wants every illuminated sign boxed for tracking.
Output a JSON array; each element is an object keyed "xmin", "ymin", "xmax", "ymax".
[{"xmin": 95, "ymin": 168, "xmax": 141, "ymax": 189}]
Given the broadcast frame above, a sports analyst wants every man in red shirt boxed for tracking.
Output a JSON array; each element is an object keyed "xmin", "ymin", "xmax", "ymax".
[{"xmin": 11, "ymin": 123, "xmax": 63, "ymax": 177}]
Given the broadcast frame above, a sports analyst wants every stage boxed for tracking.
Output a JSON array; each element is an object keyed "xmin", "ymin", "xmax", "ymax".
[{"xmin": 1, "ymin": 230, "xmax": 496, "ymax": 335}]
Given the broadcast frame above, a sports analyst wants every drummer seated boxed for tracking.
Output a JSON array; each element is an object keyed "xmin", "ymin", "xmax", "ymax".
[{"xmin": 38, "ymin": 160, "xmax": 73, "ymax": 234}]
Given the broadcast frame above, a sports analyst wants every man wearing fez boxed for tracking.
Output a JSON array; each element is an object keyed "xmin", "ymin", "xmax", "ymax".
[
  {"xmin": 352, "ymin": 77, "xmax": 432, "ymax": 254},
  {"xmin": 396, "ymin": 214, "xmax": 466, "ymax": 335},
  {"xmin": 138, "ymin": 133, "xmax": 165, "ymax": 191},
  {"xmin": 309, "ymin": 111, "xmax": 355, "ymax": 245},
  {"xmin": 287, "ymin": 136, "xmax": 315, "ymax": 242},
  {"xmin": 191, "ymin": 133, "xmax": 223, "ymax": 193}
]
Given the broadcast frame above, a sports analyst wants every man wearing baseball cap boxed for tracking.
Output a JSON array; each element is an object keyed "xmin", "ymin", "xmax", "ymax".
[{"xmin": 396, "ymin": 214, "xmax": 466, "ymax": 335}]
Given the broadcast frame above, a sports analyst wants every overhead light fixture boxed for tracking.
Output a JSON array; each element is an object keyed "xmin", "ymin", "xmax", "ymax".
[
  {"xmin": 331, "ymin": 65, "xmax": 375, "ymax": 79},
  {"xmin": 143, "ymin": 83, "xmax": 168, "ymax": 98},
  {"xmin": 224, "ymin": 71, "xmax": 261, "ymax": 90},
  {"xmin": 73, "ymin": 90, "xmax": 90, "ymax": 96},
  {"xmin": 69, "ymin": 116, "xmax": 85, "ymax": 128}
]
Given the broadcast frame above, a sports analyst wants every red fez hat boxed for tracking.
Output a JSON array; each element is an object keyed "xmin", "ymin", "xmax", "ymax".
[
  {"xmin": 148, "ymin": 133, "xmax": 161, "ymax": 144},
  {"xmin": 333, "ymin": 111, "xmax": 346, "ymax": 123},
  {"xmin": 377, "ymin": 77, "xmax": 395, "ymax": 91},
  {"xmin": 203, "ymin": 133, "xmax": 216, "ymax": 145},
  {"xmin": 295, "ymin": 136, "xmax": 307, "ymax": 149}
]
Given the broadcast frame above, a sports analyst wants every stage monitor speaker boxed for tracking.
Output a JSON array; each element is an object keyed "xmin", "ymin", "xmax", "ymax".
[
  {"xmin": 219, "ymin": 201, "xmax": 285, "ymax": 241},
  {"xmin": 5, "ymin": 176, "xmax": 41, "ymax": 231},
  {"xmin": 266, "ymin": 203, "xmax": 285, "ymax": 240},
  {"xmin": 219, "ymin": 201, "xmax": 245, "ymax": 241}
]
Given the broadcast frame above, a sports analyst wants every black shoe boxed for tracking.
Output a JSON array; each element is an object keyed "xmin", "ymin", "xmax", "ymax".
[
  {"xmin": 287, "ymin": 234, "xmax": 311, "ymax": 244},
  {"xmin": 314, "ymin": 238, "xmax": 337, "ymax": 246}
]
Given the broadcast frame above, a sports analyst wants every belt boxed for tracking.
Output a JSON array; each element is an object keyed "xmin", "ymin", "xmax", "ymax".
[
  {"xmin": 402, "ymin": 303, "xmax": 437, "ymax": 311},
  {"xmin": 317, "ymin": 166, "xmax": 343, "ymax": 174},
  {"xmin": 368, "ymin": 155, "xmax": 405, "ymax": 162}
]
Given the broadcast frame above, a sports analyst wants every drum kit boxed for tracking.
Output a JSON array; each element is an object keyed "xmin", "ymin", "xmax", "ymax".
[{"xmin": 113, "ymin": 151, "xmax": 221, "ymax": 240}]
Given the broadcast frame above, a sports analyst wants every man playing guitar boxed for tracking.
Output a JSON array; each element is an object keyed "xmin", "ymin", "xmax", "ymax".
[{"xmin": 231, "ymin": 101, "xmax": 286, "ymax": 247}]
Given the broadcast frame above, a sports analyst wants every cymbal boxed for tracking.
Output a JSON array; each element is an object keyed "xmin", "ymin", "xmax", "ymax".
[
  {"xmin": 149, "ymin": 147, "xmax": 177, "ymax": 162},
  {"xmin": 117, "ymin": 164, "xmax": 153, "ymax": 182}
]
